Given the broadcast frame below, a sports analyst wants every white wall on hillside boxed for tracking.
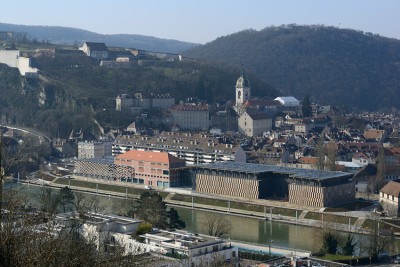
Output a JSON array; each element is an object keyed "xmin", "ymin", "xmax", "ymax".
[
  {"xmin": 0, "ymin": 50, "xmax": 20, "ymax": 68},
  {"xmin": 0, "ymin": 49, "xmax": 38, "ymax": 77}
]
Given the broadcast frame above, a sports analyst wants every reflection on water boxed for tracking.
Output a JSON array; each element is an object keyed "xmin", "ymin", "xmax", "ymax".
[
  {"xmin": 176, "ymin": 207, "xmax": 319, "ymax": 251},
  {"xmin": 5, "ymin": 182, "xmax": 400, "ymax": 255}
]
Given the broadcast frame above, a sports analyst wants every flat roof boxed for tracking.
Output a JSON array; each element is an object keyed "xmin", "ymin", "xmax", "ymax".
[
  {"xmin": 141, "ymin": 229, "xmax": 223, "ymax": 249},
  {"xmin": 193, "ymin": 162, "xmax": 352, "ymax": 180},
  {"xmin": 76, "ymin": 157, "xmax": 115, "ymax": 164}
]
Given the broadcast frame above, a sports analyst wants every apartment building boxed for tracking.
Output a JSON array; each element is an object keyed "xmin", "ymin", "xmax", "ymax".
[
  {"xmin": 78, "ymin": 141, "xmax": 112, "ymax": 159},
  {"xmin": 112, "ymin": 132, "xmax": 245, "ymax": 165},
  {"xmin": 170, "ymin": 104, "xmax": 209, "ymax": 130},
  {"xmin": 114, "ymin": 150, "xmax": 189, "ymax": 188}
]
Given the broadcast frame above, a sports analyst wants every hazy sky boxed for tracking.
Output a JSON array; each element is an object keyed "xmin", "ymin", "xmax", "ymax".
[{"xmin": 1, "ymin": 0, "xmax": 399, "ymax": 44}]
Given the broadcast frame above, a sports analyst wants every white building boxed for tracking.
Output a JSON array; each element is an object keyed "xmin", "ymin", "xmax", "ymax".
[
  {"xmin": 238, "ymin": 111, "xmax": 272, "ymax": 137},
  {"xmin": 274, "ymin": 96, "xmax": 300, "ymax": 107},
  {"xmin": 78, "ymin": 141, "xmax": 112, "ymax": 159},
  {"xmin": 235, "ymin": 71, "xmax": 251, "ymax": 108},
  {"xmin": 170, "ymin": 104, "xmax": 209, "ymax": 130},
  {"xmin": 53, "ymin": 212, "xmax": 238, "ymax": 266},
  {"xmin": 140, "ymin": 229, "xmax": 238, "ymax": 266},
  {"xmin": 0, "ymin": 49, "xmax": 38, "ymax": 77},
  {"xmin": 80, "ymin": 42, "xmax": 109, "ymax": 60}
]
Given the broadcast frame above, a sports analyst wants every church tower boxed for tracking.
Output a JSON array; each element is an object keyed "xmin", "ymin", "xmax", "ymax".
[{"xmin": 235, "ymin": 70, "xmax": 251, "ymax": 107}]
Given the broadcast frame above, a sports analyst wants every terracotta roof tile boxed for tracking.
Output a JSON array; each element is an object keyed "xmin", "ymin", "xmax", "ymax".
[
  {"xmin": 298, "ymin": 157, "xmax": 318, "ymax": 164},
  {"xmin": 380, "ymin": 181, "xmax": 400, "ymax": 197}
]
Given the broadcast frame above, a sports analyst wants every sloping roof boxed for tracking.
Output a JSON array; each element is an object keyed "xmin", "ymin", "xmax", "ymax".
[
  {"xmin": 364, "ymin": 129, "xmax": 385, "ymax": 140},
  {"xmin": 116, "ymin": 150, "xmax": 184, "ymax": 164},
  {"xmin": 298, "ymin": 157, "xmax": 318, "ymax": 165},
  {"xmin": 353, "ymin": 164, "xmax": 377, "ymax": 181},
  {"xmin": 274, "ymin": 96, "xmax": 300, "ymax": 106},
  {"xmin": 171, "ymin": 105, "xmax": 208, "ymax": 111},
  {"xmin": 85, "ymin": 42, "xmax": 108, "ymax": 51},
  {"xmin": 380, "ymin": 181, "xmax": 400, "ymax": 197},
  {"xmin": 243, "ymin": 99, "xmax": 281, "ymax": 108},
  {"xmin": 246, "ymin": 111, "xmax": 271, "ymax": 120},
  {"xmin": 352, "ymin": 152, "xmax": 369, "ymax": 159}
]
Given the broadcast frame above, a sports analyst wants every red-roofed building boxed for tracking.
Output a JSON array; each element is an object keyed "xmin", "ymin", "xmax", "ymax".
[
  {"xmin": 115, "ymin": 150, "xmax": 188, "ymax": 188},
  {"xmin": 298, "ymin": 157, "xmax": 318, "ymax": 165},
  {"xmin": 352, "ymin": 152, "xmax": 372, "ymax": 166}
]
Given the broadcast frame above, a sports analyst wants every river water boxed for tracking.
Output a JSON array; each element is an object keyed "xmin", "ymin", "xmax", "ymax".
[{"xmin": 5, "ymin": 181, "xmax": 400, "ymax": 255}]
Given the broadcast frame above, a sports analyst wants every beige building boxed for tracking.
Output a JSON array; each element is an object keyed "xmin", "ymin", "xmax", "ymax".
[
  {"xmin": 238, "ymin": 111, "xmax": 272, "ymax": 136},
  {"xmin": 380, "ymin": 181, "xmax": 400, "ymax": 216},
  {"xmin": 78, "ymin": 141, "xmax": 112, "ymax": 159},
  {"xmin": 116, "ymin": 93, "xmax": 175, "ymax": 113},
  {"xmin": 170, "ymin": 105, "xmax": 209, "ymax": 130}
]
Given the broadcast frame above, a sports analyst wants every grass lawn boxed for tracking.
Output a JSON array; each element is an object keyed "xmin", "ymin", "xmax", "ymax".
[
  {"xmin": 318, "ymin": 254, "xmax": 358, "ymax": 261},
  {"xmin": 362, "ymin": 219, "xmax": 378, "ymax": 229},
  {"xmin": 324, "ymin": 201, "xmax": 374, "ymax": 212},
  {"xmin": 305, "ymin": 212, "xmax": 357, "ymax": 224},
  {"xmin": 170, "ymin": 194, "xmax": 301, "ymax": 217}
]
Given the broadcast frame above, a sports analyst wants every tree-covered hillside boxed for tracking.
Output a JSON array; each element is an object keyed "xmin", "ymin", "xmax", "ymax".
[
  {"xmin": 182, "ymin": 25, "xmax": 400, "ymax": 111},
  {"xmin": 0, "ymin": 45, "xmax": 278, "ymax": 138}
]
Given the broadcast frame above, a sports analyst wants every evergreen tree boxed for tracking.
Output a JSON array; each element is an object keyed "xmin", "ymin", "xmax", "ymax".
[
  {"xmin": 342, "ymin": 235, "xmax": 357, "ymax": 256},
  {"xmin": 375, "ymin": 144, "xmax": 386, "ymax": 192},
  {"xmin": 59, "ymin": 186, "xmax": 75, "ymax": 213},
  {"xmin": 326, "ymin": 142, "xmax": 337, "ymax": 171},
  {"xmin": 316, "ymin": 134, "xmax": 326, "ymax": 170},
  {"xmin": 135, "ymin": 192, "xmax": 169, "ymax": 229},
  {"xmin": 301, "ymin": 94, "xmax": 312, "ymax": 117},
  {"xmin": 322, "ymin": 232, "xmax": 338, "ymax": 254},
  {"xmin": 168, "ymin": 208, "xmax": 186, "ymax": 229}
]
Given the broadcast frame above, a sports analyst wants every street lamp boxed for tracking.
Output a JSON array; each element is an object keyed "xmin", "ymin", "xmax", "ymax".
[{"xmin": 269, "ymin": 240, "xmax": 274, "ymax": 258}]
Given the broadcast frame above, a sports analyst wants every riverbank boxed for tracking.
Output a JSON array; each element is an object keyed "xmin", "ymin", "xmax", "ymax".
[{"xmin": 17, "ymin": 174, "xmax": 397, "ymax": 237}]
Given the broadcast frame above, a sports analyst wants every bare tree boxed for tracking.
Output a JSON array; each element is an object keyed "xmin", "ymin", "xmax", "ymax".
[
  {"xmin": 316, "ymin": 134, "xmax": 326, "ymax": 170},
  {"xmin": 375, "ymin": 144, "xmax": 386, "ymax": 193},
  {"xmin": 326, "ymin": 142, "xmax": 337, "ymax": 171},
  {"xmin": 0, "ymin": 133, "xmax": 24, "ymax": 220},
  {"xmin": 74, "ymin": 192, "xmax": 105, "ymax": 214},
  {"xmin": 204, "ymin": 215, "xmax": 232, "ymax": 238},
  {"xmin": 37, "ymin": 187, "xmax": 60, "ymax": 218}
]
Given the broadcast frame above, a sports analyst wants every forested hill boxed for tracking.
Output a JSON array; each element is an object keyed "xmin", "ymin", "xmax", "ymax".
[
  {"xmin": 182, "ymin": 25, "xmax": 400, "ymax": 111},
  {"xmin": 0, "ymin": 22, "xmax": 197, "ymax": 54},
  {"xmin": 0, "ymin": 43, "xmax": 278, "ymax": 138}
]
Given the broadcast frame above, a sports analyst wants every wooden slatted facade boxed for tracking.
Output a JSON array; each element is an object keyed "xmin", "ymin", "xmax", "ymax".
[{"xmin": 192, "ymin": 162, "xmax": 355, "ymax": 207}]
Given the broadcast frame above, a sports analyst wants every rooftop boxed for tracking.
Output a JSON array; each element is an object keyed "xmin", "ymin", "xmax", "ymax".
[
  {"xmin": 380, "ymin": 181, "xmax": 400, "ymax": 197},
  {"xmin": 141, "ymin": 229, "xmax": 224, "ymax": 249},
  {"xmin": 76, "ymin": 157, "xmax": 115, "ymax": 164},
  {"xmin": 194, "ymin": 162, "xmax": 352, "ymax": 180},
  {"xmin": 116, "ymin": 150, "xmax": 185, "ymax": 164},
  {"xmin": 170, "ymin": 104, "xmax": 208, "ymax": 111}
]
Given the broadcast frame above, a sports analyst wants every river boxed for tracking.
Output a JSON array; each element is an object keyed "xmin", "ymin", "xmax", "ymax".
[{"xmin": 5, "ymin": 181, "xmax": 400, "ymax": 255}]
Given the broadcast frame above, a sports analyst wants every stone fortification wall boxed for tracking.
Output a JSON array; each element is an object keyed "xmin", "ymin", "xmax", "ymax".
[{"xmin": 0, "ymin": 49, "xmax": 38, "ymax": 76}]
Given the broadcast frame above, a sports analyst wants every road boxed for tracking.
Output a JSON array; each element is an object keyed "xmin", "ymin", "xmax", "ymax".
[{"xmin": 0, "ymin": 124, "xmax": 51, "ymax": 144}]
